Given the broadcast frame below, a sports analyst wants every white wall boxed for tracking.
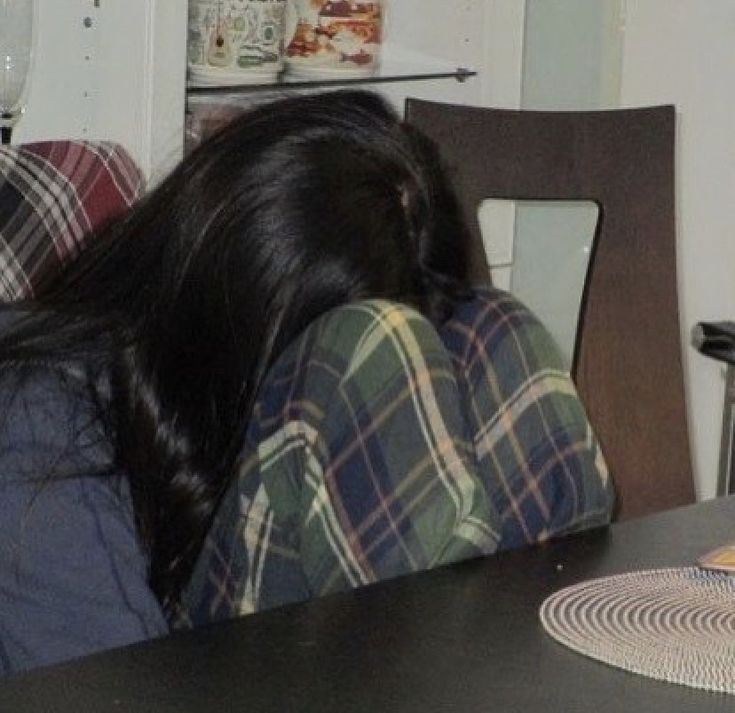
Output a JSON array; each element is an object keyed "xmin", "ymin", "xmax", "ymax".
[
  {"xmin": 14, "ymin": 0, "xmax": 186, "ymax": 182},
  {"xmin": 523, "ymin": 0, "xmax": 622, "ymax": 111},
  {"xmin": 372, "ymin": 0, "xmax": 525, "ymax": 113},
  {"xmin": 620, "ymin": 0, "xmax": 735, "ymax": 499},
  {"xmin": 517, "ymin": 0, "xmax": 624, "ymax": 365}
]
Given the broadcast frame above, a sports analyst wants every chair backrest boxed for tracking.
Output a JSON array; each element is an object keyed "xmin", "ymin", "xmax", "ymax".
[{"xmin": 406, "ymin": 99, "xmax": 695, "ymax": 520}]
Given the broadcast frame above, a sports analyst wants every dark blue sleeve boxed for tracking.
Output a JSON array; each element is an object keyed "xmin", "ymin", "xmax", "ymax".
[{"xmin": 0, "ymin": 366, "xmax": 168, "ymax": 675}]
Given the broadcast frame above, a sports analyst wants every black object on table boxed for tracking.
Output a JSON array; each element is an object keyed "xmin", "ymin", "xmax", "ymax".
[
  {"xmin": 2, "ymin": 497, "xmax": 734, "ymax": 712},
  {"xmin": 694, "ymin": 321, "xmax": 735, "ymax": 496}
]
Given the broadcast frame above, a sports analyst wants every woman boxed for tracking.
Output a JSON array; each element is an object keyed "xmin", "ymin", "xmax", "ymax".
[{"xmin": 0, "ymin": 90, "xmax": 612, "ymax": 674}]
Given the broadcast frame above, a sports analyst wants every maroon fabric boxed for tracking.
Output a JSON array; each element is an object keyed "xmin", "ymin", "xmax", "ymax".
[{"xmin": 0, "ymin": 141, "xmax": 143, "ymax": 300}]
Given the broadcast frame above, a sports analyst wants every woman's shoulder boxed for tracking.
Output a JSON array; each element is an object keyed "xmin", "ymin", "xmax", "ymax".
[
  {"xmin": 446, "ymin": 286, "xmax": 546, "ymax": 332},
  {"xmin": 440, "ymin": 286, "xmax": 566, "ymax": 374}
]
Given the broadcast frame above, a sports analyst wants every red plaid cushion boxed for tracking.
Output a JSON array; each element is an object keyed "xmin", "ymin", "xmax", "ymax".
[{"xmin": 0, "ymin": 141, "xmax": 143, "ymax": 300}]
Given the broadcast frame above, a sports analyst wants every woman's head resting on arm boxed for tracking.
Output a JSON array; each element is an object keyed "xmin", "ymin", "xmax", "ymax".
[{"xmin": 0, "ymin": 89, "xmax": 471, "ymax": 611}]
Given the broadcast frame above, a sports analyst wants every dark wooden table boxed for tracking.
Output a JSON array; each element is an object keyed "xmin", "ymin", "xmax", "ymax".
[{"xmin": 2, "ymin": 497, "xmax": 734, "ymax": 712}]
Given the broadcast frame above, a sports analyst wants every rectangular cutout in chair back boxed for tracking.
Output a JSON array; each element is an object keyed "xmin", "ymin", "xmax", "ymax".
[{"xmin": 478, "ymin": 199, "xmax": 599, "ymax": 370}]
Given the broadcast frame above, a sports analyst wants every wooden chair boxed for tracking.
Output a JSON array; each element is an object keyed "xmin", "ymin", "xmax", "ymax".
[{"xmin": 405, "ymin": 99, "xmax": 695, "ymax": 520}]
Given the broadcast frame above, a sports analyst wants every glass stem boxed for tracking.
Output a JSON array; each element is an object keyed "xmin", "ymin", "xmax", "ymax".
[{"xmin": 0, "ymin": 126, "xmax": 11, "ymax": 145}]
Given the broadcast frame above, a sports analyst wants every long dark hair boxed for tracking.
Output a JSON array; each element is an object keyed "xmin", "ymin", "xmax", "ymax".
[{"xmin": 0, "ymin": 90, "xmax": 470, "ymax": 612}]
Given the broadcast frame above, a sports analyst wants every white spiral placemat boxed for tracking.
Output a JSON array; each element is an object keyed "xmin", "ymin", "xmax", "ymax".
[{"xmin": 539, "ymin": 568, "xmax": 735, "ymax": 694}]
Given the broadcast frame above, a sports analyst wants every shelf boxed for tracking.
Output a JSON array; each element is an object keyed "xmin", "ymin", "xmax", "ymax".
[{"xmin": 187, "ymin": 45, "xmax": 477, "ymax": 99}]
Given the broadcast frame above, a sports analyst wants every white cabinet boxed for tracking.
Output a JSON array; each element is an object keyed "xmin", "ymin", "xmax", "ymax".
[{"xmin": 15, "ymin": 1, "xmax": 524, "ymax": 182}]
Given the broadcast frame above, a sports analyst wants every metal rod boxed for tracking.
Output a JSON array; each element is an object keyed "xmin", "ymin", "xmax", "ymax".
[{"xmin": 187, "ymin": 69, "xmax": 479, "ymax": 97}]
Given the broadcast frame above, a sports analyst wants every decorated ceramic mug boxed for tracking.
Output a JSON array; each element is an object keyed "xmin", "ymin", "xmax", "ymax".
[
  {"xmin": 188, "ymin": 0, "xmax": 288, "ymax": 85},
  {"xmin": 284, "ymin": 0, "xmax": 383, "ymax": 78}
]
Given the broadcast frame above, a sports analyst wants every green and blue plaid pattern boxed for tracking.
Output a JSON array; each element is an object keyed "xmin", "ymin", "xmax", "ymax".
[
  {"xmin": 443, "ymin": 289, "xmax": 613, "ymax": 548},
  {"xmin": 178, "ymin": 288, "xmax": 612, "ymax": 626}
]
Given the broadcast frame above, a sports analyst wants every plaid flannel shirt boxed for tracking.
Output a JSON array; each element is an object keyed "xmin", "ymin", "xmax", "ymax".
[{"xmin": 178, "ymin": 288, "xmax": 612, "ymax": 627}]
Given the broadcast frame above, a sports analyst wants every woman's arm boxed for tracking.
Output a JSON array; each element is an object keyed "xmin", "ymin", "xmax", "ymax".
[
  {"xmin": 440, "ymin": 287, "xmax": 614, "ymax": 549},
  {"xmin": 182, "ymin": 293, "xmax": 612, "ymax": 625},
  {"xmin": 274, "ymin": 300, "xmax": 502, "ymax": 595},
  {"xmin": 181, "ymin": 300, "xmax": 502, "ymax": 624}
]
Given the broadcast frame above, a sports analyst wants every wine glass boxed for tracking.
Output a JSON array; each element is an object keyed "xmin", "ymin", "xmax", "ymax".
[{"xmin": 0, "ymin": 0, "xmax": 35, "ymax": 145}]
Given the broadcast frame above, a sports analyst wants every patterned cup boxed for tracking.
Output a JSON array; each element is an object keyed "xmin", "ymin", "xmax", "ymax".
[
  {"xmin": 285, "ymin": 0, "xmax": 383, "ymax": 78},
  {"xmin": 188, "ymin": 0, "xmax": 288, "ymax": 85}
]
